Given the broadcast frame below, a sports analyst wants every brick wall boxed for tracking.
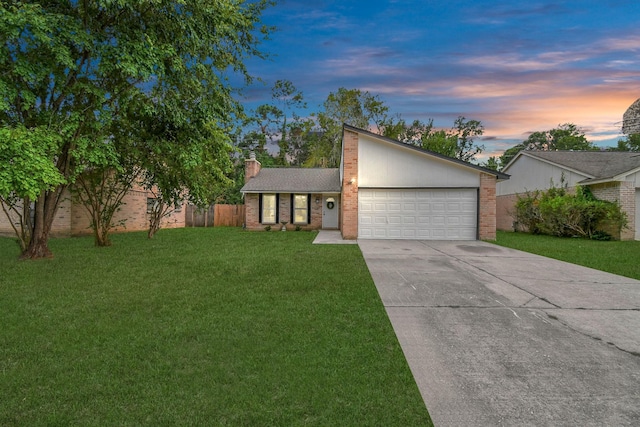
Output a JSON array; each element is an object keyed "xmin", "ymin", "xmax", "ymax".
[
  {"xmin": 340, "ymin": 129, "xmax": 359, "ymax": 239},
  {"xmin": 1, "ymin": 187, "xmax": 185, "ymax": 239},
  {"xmin": 244, "ymin": 155, "xmax": 261, "ymax": 183},
  {"xmin": 590, "ymin": 181, "xmax": 635, "ymax": 240},
  {"xmin": 478, "ymin": 173, "xmax": 497, "ymax": 240},
  {"xmin": 496, "ymin": 194, "xmax": 519, "ymax": 231},
  {"xmin": 0, "ymin": 191, "xmax": 73, "ymax": 238},
  {"xmin": 243, "ymin": 193, "xmax": 323, "ymax": 231}
]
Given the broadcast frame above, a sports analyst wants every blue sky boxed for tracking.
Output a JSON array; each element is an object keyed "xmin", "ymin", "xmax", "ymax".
[{"xmin": 240, "ymin": 0, "xmax": 640, "ymax": 160}]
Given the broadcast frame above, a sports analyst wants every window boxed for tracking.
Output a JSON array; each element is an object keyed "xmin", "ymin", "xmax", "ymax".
[
  {"xmin": 146, "ymin": 197, "xmax": 156, "ymax": 214},
  {"xmin": 261, "ymin": 194, "xmax": 277, "ymax": 224},
  {"xmin": 293, "ymin": 194, "xmax": 309, "ymax": 224}
]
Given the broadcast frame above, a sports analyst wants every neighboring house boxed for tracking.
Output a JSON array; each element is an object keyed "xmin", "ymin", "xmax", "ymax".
[
  {"xmin": 241, "ymin": 124, "xmax": 509, "ymax": 240},
  {"xmin": 0, "ymin": 185, "xmax": 185, "ymax": 238},
  {"xmin": 497, "ymin": 151, "xmax": 640, "ymax": 240}
]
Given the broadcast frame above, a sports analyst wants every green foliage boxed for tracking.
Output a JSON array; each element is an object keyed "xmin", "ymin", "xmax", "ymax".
[
  {"xmin": 241, "ymin": 79, "xmax": 312, "ymax": 167},
  {"xmin": 0, "ymin": 125, "xmax": 65, "ymax": 200},
  {"xmin": 499, "ymin": 143, "xmax": 525, "ymax": 168},
  {"xmin": 500, "ymin": 124, "xmax": 596, "ymax": 169},
  {"xmin": 1, "ymin": 0, "xmax": 274, "ymax": 257},
  {"xmin": 385, "ymin": 116, "xmax": 485, "ymax": 162},
  {"xmin": 307, "ymin": 88, "xmax": 390, "ymax": 167},
  {"xmin": 482, "ymin": 156, "xmax": 500, "ymax": 170},
  {"xmin": 613, "ymin": 133, "xmax": 640, "ymax": 151},
  {"xmin": 514, "ymin": 184, "xmax": 627, "ymax": 239},
  {"xmin": 524, "ymin": 123, "xmax": 595, "ymax": 151}
]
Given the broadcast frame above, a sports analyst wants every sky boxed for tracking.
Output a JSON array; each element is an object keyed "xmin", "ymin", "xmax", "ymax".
[{"xmin": 238, "ymin": 0, "xmax": 640, "ymax": 160}]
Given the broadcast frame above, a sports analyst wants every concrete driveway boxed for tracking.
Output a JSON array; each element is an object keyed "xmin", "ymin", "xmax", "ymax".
[{"xmin": 358, "ymin": 240, "xmax": 640, "ymax": 426}]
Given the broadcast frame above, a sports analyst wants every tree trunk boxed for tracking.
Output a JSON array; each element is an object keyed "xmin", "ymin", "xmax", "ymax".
[{"xmin": 19, "ymin": 188, "xmax": 63, "ymax": 259}]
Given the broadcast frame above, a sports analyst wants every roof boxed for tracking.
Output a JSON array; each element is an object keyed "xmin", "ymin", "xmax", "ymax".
[
  {"xmin": 241, "ymin": 168, "xmax": 341, "ymax": 193},
  {"xmin": 519, "ymin": 151, "xmax": 640, "ymax": 182},
  {"xmin": 342, "ymin": 124, "xmax": 510, "ymax": 181}
]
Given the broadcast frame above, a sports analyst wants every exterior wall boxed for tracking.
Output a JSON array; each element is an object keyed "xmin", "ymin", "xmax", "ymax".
[
  {"xmin": 1, "ymin": 187, "xmax": 185, "ymax": 239},
  {"xmin": 358, "ymin": 134, "xmax": 479, "ymax": 188},
  {"xmin": 1, "ymin": 191, "xmax": 72, "ymax": 238},
  {"xmin": 243, "ymin": 193, "xmax": 324, "ymax": 231},
  {"xmin": 498, "ymin": 155, "xmax": 589, "ymax": 196},
  {"xmin": 341, "ymin": 128, "xmax": 359, "ymax": 239},
  {"xmin": 478, "ymin": 173, "xmax": 497, "ymax": 240},
  {"xmin": 70, "ymin": 186, "xmax": 185, "ymax": 236},
  {"xmin": 496, "ymin": 194, "xmax": 519, "ymax": 231},
  {"xmin": 590, "ymin": 181, "xmax": 635, "ymax": 240}
]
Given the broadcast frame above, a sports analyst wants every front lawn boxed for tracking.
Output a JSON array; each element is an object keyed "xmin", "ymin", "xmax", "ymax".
[
  {"xmin": 0, "ymin": 228, "xmax": 431, "ymax": 426},
  {"xmin": 494, "ymin": 231, "xmax": 640, "ymax": 280}
]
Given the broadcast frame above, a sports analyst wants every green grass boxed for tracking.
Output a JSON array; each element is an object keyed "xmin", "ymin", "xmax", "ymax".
[
  {"xmin": 494, "ymin": 231, "xmax": 640, "ymax": 280},
  {"xmin": 0, "ymin": 228, "xmax": 431, "ymax": 426}
]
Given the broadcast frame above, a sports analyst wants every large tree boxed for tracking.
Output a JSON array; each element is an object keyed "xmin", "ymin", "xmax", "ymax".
[
  {"xmin": 500, "ymin": 123, "xmax": 596, "ymax": 167},
  {"xmin": 384, "ymin": 116, "xmax": 485, "ymax": 163},
  {"xmin": 0, "ymin": 0, "xmax": 273, "ymax": 258},
  {"xmin": 306, "ymin": 88, "xmax": 390, "ymax": 168}
]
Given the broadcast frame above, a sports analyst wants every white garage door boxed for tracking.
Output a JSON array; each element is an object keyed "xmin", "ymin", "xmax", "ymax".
[{"xmin": 358, "ymin": 189, "xmax": 477, "ymax": 240}]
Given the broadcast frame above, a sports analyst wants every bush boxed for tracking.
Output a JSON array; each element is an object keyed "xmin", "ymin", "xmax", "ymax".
[{"xmin": 514, "ymin": 185, "xmax": 627, "ymax": 239}]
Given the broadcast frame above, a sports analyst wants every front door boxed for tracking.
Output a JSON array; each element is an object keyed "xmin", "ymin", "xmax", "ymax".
[{"xmin": 322, "ymin": 195, "xmax": 339, "ymax": 229}]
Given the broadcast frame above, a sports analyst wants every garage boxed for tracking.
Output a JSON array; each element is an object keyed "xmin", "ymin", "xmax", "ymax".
[{"xmin": 358, "ymin": 188, "xmax": 477, "ymax": 240}]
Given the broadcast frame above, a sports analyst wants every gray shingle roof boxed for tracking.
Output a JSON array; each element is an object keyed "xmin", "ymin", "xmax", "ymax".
[
  {"xmin": 241, "ymin": 168, "xmax": 341, "ymax": 193},
  {"xmin": 524, "ymin": 151, "xmax": 640, "ymax": 180}
]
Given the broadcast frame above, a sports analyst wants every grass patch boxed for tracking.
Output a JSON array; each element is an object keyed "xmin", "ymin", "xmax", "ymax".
[
  {"xmin": 0, "ymin": 228, "xmax": 431, "ymax": 426},
  {"xmin": 494, "ymin": 231, "xmax": 640, "ymax": 280}
]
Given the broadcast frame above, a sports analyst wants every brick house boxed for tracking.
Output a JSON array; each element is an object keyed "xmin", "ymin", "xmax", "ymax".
[
  {"xmin": 241, "ymin": 124, "xmax": 509, "ymax": 240},
  {"xmin": 0, "ymin": 185, "xmax": 185, "ymax": 238},
  {"xmin": 496, "ymin": 151, "xmax": 640, "ymax": 240}
]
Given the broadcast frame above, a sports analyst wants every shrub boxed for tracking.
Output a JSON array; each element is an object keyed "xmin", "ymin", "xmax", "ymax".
[{"xmin": 514, "ymin": 185, "xmax": 627, "ymax": 239}]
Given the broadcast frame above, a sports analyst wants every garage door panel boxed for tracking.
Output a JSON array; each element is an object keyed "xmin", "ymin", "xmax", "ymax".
[{"xmin": 359, "ymin": 188, "xmax": 477, "ymax": 240}]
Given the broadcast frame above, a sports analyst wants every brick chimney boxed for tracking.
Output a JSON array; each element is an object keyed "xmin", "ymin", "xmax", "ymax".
[{"xmin": 244, "ymin": 151, "xmax": 261, "ymax": 183}]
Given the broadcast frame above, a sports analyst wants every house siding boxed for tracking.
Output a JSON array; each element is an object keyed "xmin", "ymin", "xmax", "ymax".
[
  {"xmin": 357, "ymin": 134, "xmax": 480, "ymax": 188},
  {"xmin": 498, "ymin": 155, "xmax": 588, "ymax": 196}
]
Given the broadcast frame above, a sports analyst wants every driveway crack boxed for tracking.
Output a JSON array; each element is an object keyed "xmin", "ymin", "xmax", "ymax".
[
  {"xmin": 421, "ymin": 242, "xmax": 562, "ymax": 309},
  {"xmin": 544, "ymin": 311, "xmax": 640, "ymax": 359}
]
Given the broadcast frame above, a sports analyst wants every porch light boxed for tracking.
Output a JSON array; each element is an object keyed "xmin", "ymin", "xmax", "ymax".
[{"xmin": 315, "ymin": 197, "xmax": 320, "ymax": 204}]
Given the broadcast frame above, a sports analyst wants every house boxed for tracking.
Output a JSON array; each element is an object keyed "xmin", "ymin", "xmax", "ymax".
[
  {"xmin": 0, "ymin": 185, "xmax": 186, "ymax": 238},
  {"xmin": 241, "ymin": 124, "xmax": 509, "ymax": 240},
  {"xmin": 497, "ymin": 150, "xmax": 640, "ymax": 240}
]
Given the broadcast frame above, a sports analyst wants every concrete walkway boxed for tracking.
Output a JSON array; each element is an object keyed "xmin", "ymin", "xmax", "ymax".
[
  {"xmin": 312, "ymin": 230, "xmax": 357, "ymax": 244},
  {"xmin": 358, "ymin": 239, "xmax": 640, "ymax": 426}
]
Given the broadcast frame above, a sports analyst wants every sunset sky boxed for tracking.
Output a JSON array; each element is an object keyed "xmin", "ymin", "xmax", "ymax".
[{"xmin": 240, "ymin": 0, "xmax": 640, "ymax": 160}]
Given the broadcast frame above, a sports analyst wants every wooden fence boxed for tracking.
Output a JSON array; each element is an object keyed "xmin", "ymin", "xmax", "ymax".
[{"xmin": 185, "ymin": 204, "xmax": 245, "ymax": 227}]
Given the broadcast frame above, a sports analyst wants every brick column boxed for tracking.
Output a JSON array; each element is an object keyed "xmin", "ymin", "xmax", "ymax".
[
  {"xmin": 341, "ymin": 129, "xmax": 359, "ymax": 239},
  {"xmin": 590, "ymin": 181, "xmax": 635, "ymax": 240},
  {"xmin": 617, "ymin": 181, "xmax": 635, "ymax": 240},
  {"xmin": 478, "ymin": 173, "xmax": 497, "ymax": 240}
]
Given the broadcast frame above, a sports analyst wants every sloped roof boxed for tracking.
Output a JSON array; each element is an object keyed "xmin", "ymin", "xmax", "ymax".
[
  {"xmin": 241, "ymin": 168, "xmax": 341, "ymax": 193},
  {"xmin": 522, "ymin": 151, "xmax": 640, "ymax": 181},
  {"xmin": 343, "ymin": 124, "xmax": 510, "ymax": 181}
]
